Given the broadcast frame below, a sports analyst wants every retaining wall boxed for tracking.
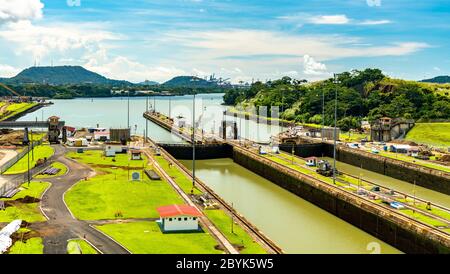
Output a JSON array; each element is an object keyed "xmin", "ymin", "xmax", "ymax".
[{"xmin": 232, "ymin": 146, "xmax": 450, "ymax": 254}]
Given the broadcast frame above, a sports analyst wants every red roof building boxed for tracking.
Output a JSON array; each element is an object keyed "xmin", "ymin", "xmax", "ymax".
[
  {"xmin": 157, "ymin": 204, "xmax": 202, "ymax": 218},
  {"xmin": 157, "ymin": 205, "xmax": 202, "ymax": 232}
]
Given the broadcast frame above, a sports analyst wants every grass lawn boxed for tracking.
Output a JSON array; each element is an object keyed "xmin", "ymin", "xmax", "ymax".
[
  {"xmin": 65, "ymin": 151, "xmax": 184, "ymax": 220},
  {"xmin": 67, "ymin": 239, "xmax": 98, "ymax": 254},
  {"xmin": 3, "ymin": 145, "xmax": 54, "ymax": 175},
  {"xmin": 204, "ymin": 209, "xmax": 266, "ymax": 254},
  {"xmin": 154, "ymin": 155, "xmax": 202, "ymax": 195},
  {"xmin": 405, "ymin": 123, "xmax": 450, "ymax": 148},
  {"xmin": 0, "ymin": 181, "xmax": 50, "ymax": 223},
  {"xmin": 340, "ymin": 132, "xmax": 369, "ymax": 142},
  {"xmin": 0, "ymin": 103, "xmax": 37, "ymax": 121},
  {"xmin": 377, "ymin": 150, "xmax": 450, "ymax": 173},
  {"xmin": 35, "ymin": 162, "xmax": 68, "ymax": 178},
  {"xmin": 95, "ymin": 221, "xmax": 223, "ymax": 254},
  {"xmin": 8, "ymin": 237, "xmax": 44, "ymax": 254}
]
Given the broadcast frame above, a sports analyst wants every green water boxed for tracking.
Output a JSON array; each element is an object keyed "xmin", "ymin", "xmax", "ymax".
[{"xmin": 181, "ymin": 158, "xmax": 402, "ymax": 254}]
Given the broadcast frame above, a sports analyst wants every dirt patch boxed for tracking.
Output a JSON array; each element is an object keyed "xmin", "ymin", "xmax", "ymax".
[
  {"xmin": 15, "ymin": 196, "xmax": 41, "ymax": 204},
  {"xmin": 441, "ymin": 154, "xmax": 450, "ymax": 162},
  {"xmin": 10, "ymin": 229, "xmax": 41, "ymax": 242},
  {"xmin": 5, "ymin": 196, "xmax": 41, "ymax": 206},
  {"xmin": 232, "ymin": 244, "xmax": 245, "ymax": 252},
  {"xmin": 214, "ymin": 244, "xmax": 226, "ymax": 252}
]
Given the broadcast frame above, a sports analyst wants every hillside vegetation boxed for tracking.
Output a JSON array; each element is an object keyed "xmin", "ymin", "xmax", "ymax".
[
  {"xmin": 405, "ymin": 123, "xmax": 450, "ymax": 147},
  {"xmin": 223, "ymin": 69, "xmax": 450, "ymax": 131}
]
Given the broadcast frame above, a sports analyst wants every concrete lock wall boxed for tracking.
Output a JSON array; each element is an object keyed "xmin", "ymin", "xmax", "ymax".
[
  {"xmin": 232, "ymin": 147, "xmax": 450, "ymax": 254},
  {"xmin": 159, "ymin": 143, "xmax": 233, "ymax": 160},
  {"xmin": 321, "ymin": 143, "xmax": 450, "ymax": 195}
]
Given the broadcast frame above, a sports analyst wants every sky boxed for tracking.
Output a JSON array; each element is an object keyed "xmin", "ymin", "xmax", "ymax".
[{"xmin": 0, "ymin": 0, "xmax": 449, "ymax": 83}]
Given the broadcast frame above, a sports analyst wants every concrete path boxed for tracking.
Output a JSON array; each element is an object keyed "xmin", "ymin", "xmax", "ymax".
[
  {"xmin": 144, "ymin": 148, "xmax": 239, "ymax": 254},
  {"xmin": 32, "ymin": 145, "xmax": 130, "ymax": 254}
]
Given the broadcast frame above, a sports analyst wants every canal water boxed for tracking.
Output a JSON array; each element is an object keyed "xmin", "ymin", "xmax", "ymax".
[{"xmin": 181, "ymin": 158, "xmax": 401, "ymax": 254}]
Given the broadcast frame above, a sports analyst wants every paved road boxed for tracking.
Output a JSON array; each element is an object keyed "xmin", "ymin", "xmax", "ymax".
[{"xmin": 29, "ymin": 145, "xmax": 130, "ymax": 254}]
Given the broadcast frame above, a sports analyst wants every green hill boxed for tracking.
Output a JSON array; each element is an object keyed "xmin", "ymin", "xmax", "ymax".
[
  {"xmin": 421, "ymin": 76, "xmax": 450, "ymax": 84},
  {"xmin": 163, "ymin": 76, "xmax": 218, "ymax": 88},
  {"xmin": 2, "ymin": 66, "xmax": 132, "ymax": 86}
]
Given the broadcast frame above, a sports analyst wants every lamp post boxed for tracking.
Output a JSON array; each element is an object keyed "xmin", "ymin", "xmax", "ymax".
[
  {"xmin": 145, "ymin": 93, "xmax": 149, "ymax": 144},
  {"xmin": 127, "ymin": 90, "xmax": 130, "ymax": 129},
  {"xmin": 322, "ymin": 90, "xmax": 325, "ymax": 142},
  {"xmin": 23, "ymin": 128, "xmax": 30, "ymax": 187},
  {"xmin": 332, "ymin": 73, "xmax": 341, "ymax": 185},
  {"xmin": 169, "ymin": 97, "xmax": 172, "ymax": 118},
  {"xmin": 192, "ymin": 93, "xmax": 196, "ymax": 192}
]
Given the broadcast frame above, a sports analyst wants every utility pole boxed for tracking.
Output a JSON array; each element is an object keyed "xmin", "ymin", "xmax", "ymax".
[
  {"xmin": 146, "ymin": 94, "xmax": 149, "ymax": 144},
  {"xmin": 192, "ymin": 93, "xmax": 196, "ymax": 192},
  {"xmin": 30, "ymin": 129, "xmax": 34, "ymax": 161},
  {"xmin": 127, "ymin": 91, "xmax": 130, "ymax": 129},
  {"xmin": 322, "ymin": 90, "xmax": 325, "ymax": 142},
  {"xmin": 169, "ymin": 97, "xmax": 172, "ymax": 118},
  {"xmin": 333, "ymin": 74, "xmax": 340, "ymax": 185}
]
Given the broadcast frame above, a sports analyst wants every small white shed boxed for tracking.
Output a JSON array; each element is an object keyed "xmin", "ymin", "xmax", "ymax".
[{"xmin": 157, "ymin": 205, "xmax": 202, "ymax": 232}]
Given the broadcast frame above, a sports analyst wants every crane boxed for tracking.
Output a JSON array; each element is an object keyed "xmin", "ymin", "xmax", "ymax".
[
  {"xmin": 0, "ymin": 83, "xmax": 31, "ymax": 102},
  {"xmin": 0, "ymin": 82, "xmax": 22, "ymax": 97}
]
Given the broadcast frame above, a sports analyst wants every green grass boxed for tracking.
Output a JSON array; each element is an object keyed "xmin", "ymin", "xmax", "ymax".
[
  {"xmin": 405, "ymin": 123, "xmax": 450, "ymax": 148},
  {"xmin": 154, "ymin": 155, "xmax": 202, "ymax": 195},
  {"xmin": 3, "ymin": 145, "xmax": 54, "ymax": 175},
  {"xmin": 340, "ymin": 132, "xmax": 369, "ymax": 142},
  {"xmin": 0, "ymin": 103, "xmax": 37, "ymax": 121},
  {"xmin": 67, "ymin": 239, "xmax": 98, "ymax": 254},
  {"xmin": 67, "ymin": 150, "xmax": 147, "ymax": 168},
  {"xmin": 65, "ymin": 151, "xmax": 183, "ymax": 220},
  {"xmin": 0, "ymin": 181, "xmax": 50, "ymax": 223},
  {"xmin": 95, "ymin": 221, "xmax": 223, "ymax": 254},
  {"xmin": 35, "ymin": 162, "xmax": 68, "ymax": 178},
  {"xmin": 377, "ymin": 150, "xmax": 450, "ymax": 173},
  {"xmin": 204, "ymin": 209, "xmax": 266, "ymax": 254},
  {"xmin": 8, "ymin": 238, "xmax": 44, "ymax": 254}
]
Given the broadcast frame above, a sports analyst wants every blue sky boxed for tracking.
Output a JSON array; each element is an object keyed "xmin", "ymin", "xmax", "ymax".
[{"xmin": 0, "ymin": 0, "xmax": 449, "ymax": 83}]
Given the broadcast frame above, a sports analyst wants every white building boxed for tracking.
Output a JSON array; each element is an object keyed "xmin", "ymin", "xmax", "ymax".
[
  {"xmin": 104, "ymin": 144, "xmax": 128, "ymax": 157},
  {"xmin": 157, "ymin": 205, "xmax": 202, "ymax": 232}
]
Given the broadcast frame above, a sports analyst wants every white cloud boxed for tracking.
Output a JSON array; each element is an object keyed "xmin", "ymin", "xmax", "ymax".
[
  {"xmin": 0, "ymin": 0, "xmax": 44, "ymax": 24},
  {"xmin": 359, "ymin": 20, "xmax": 391, "ymax": 25},
  {"xmin": 0, "ymin": 64, "xmax": 20, "ymax": 77},
  {"xmin": 85, "ymin": 55, "xmax": 186, "ymax": 83},
  {"xmin": 167, "ymin": 29, "xmax": 429, "ymax": 61},
  {"xmin": 280, "ymin": 13, "xmax": 391, "ymax": 26},
  {"xmin": 307, "ymin": 15, "xmax": 350, "ymax": 25},
  {"xmin": 302, "ymin": 55, "xmax": 329, "ymax": 76},
  {"xmin": 0, "ymin": 20, "xmax": 120, "ymax": 60},
  {"xmin": 433, "ymin": 67, "xmax": 441, "ymax": 72}
]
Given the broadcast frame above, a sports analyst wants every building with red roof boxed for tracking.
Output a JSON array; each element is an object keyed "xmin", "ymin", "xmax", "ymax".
[{"xmin": 157, "ymin": 204, "xmax": 202, "ymax": 232}]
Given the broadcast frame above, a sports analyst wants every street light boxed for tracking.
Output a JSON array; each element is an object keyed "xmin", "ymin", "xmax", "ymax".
[
  {"xmin": 332, "ymin": 73, "xmax": 341, "ymax": 185},
  {"xmin": 192, "ymin": 92, "xmax": 197, "ymax": 193},
  {"xmin": 22, "ymin": 128, "xmax": 30, "ymax": 187},
  {"xmin": 322, "ymin": 89, "xmax": 325, "ymax": 142}
]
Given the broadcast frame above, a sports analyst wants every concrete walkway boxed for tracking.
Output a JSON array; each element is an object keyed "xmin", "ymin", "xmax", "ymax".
[
  {"xmin": 144, "ymin": 148, "xmax": 239, "ymax": 254},
  {"xmin": 31, "ymin": 145, "xmax": 130, "ymax": 254}
]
